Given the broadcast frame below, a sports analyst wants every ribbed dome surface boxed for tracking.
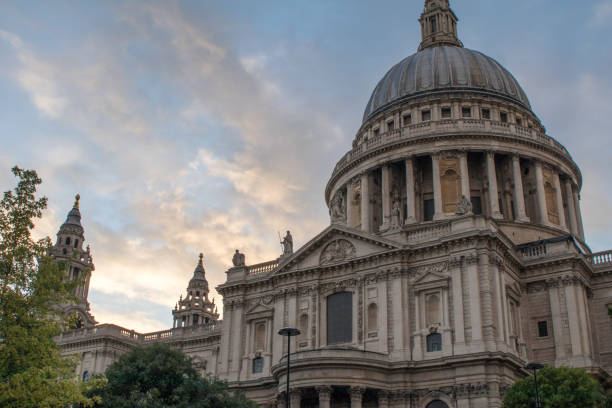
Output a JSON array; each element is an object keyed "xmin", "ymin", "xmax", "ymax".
[{"xmin": 363, "ymin": 46, "xmax": 531, "ymax": 123}]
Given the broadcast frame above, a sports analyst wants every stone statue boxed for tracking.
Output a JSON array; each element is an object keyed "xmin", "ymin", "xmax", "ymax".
[
  {"xmin": 329, "ymin": 190, "xmax": 346, "ymax": 223},
  {"xmin": 391, "ymin": 197, "xmax": 401, "ymax": 227},
  {"xmin": 232, "ymin": 249, "xmax": 246, "ymax": 267},
  {"xmin": 455, "ymin": 195, "xmax": 473, "ymax": 215},
  {"xmin": 281, "ymin": 230, "xmax": 293, "ymax": 255}
]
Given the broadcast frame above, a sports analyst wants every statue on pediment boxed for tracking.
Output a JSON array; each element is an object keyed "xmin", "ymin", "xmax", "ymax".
[
  {"xmin": 281, "ymin": 231, "xmax": 293, "ymax": 255},
  {"xmin": 232, "ymin": 249, "xmax": 246, "ymax": 267}
]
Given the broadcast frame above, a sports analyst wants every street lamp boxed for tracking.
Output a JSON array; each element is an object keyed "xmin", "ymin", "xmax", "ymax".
[
  {"xmin": 278, "ymin": 327, "xmax": 301, "ymax": 408},
  {"xmin": 525, "ymin": 362, "xmax": 544, "ymax": 408}
]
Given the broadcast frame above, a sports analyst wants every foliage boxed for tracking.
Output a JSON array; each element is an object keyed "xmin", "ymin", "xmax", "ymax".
[
  {"xmin": 0, "ymin": 166, "xmax": 104, "ymax": 407},
  {"xmin": 503, "ymin": 365, "xmax": 603, "ymax": 408},
  {"xmin": 90, "ymin": 343, "xmax": 257, "ymax": 408}
]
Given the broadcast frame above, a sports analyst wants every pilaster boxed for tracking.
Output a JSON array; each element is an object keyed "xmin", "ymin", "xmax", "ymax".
[
  {"xmin": 534, "ymin": 160, "xmax": 549, "ymax": 225},
  {"xmin": 458, "ymin": 151, "xmax": 470, "ymax": 199},
  {"xmin": 361, "ymin": 172, "xmax": 370, "ymax": 232},
  {"xmin": 564, "ymin": 179, "xmax": 579, "ymax": 236},
  {"xmin": 553, "ymin": 172, "xmax": 567, "ymax": 229},
  {"xmin": 316, "ymin": 386, "xmax": 332, "ymax": 408},
  {"xmin": 350, "ymin": 387, "xmax": 365, "ymax": 408}
]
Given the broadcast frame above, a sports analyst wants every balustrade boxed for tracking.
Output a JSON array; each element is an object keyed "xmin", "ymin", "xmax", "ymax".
[
  {"xmin": 589, "ymin": 250, "xmax": 612, "ymax": 266},
  {"xmin": 247, "ymin": 259, "xmax": 279, "ymax": 276}
]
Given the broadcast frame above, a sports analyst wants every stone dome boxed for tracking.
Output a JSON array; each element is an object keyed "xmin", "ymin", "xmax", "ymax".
[{"xmin": 363, "ymin": 46, "xmax": 531, "ymax": 123}]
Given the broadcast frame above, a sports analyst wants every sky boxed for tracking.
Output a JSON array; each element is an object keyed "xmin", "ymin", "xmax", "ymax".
[{"xmin": 1, "ymin": 0, "xmax": 612, "ymax": 333}]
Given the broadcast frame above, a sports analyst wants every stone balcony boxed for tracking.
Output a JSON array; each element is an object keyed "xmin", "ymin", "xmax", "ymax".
[{"xmin": 329, "ymin": 118, "xmax": 574, "ymax": 189}]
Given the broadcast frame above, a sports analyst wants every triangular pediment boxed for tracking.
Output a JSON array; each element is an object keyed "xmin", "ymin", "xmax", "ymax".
[
  {"xmin": 274, "ymin": 224, "xmax": 402, "ymax": 274},
  {"xmin": 246, "ymin": 302, "xmax": 273, "ymax": 315},
  {"xmin": 414, "ymin": 270, "xmax": 448, "ymax": 284}
]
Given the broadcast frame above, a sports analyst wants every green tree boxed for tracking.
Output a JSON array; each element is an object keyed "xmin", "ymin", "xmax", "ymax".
[
  {"xmin": 0, "ymin": 166, "xmax": 103, "ymax": 408},
  {"xmin": 503, "ymin": 365, "xmax": 603, "ymax": 408},
  {"xmin": 90, "ymin": 343, "xmax": 257, "ymax": 408}
]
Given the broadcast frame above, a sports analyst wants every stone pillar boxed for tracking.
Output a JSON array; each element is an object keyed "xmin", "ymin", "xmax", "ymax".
[
  {"xmin": 346, "ymin": 184, "xmax": 353, "ymax": 228},
  {"xmin": 405, "ymin": 158, "xmax": 417, "ymax": 224},
  {"xmin": 381, "ymin": 165, "xmax": 392, "ymax": 230},
  {"xmin": 458, "ymin": 151, "xmax": 471, "ymax": 199},
  {"xmin": 289, "ymin": 389, "xmax": 301, "ymax": 408},
  {"xmin": 431, "ymin": 154, "xmax": 444, "ymax": 219},
  {"xmin": 553, "ymin": 172, "xmax": 567, "ymax": 229},
  {"xmin": 486, "ymin": 151, "xmax": 503, "ymax": 219},
  {"xmin": 317, "ymin": 386, "xmax": 332, "ymax": 408},
  {"xmin": 451, "ymin": 259, "xmax": 465, "ymax": 348},
  {"xmin": 573, "ymin": 189, "xmax": 585, "ymax": 240},
  {"xmin": 534, "ymin": 161, "xmax": 549, "ymax": 224},
  {"xmin": 467, "ymin": 256, "xmax": 483, "ymax": 345},
  {"xmin": 277, "ymin": 394, "xmax": 286, "ymax": 408},
  {"xmin": 350, "ymin": 387, "xmax": 364, "ymax": 408},
  {"xmin": 378, "ymin": 390, "xmax": 389, "ymax": 408},
  {"xmin": 511, "ymin": 154, "xmax": 529, "ymax": 222},
  {"xmin": 361, "ymin": 172, "xmax": 370, "ymax": 232},
  {"xmin": 564, "ymin": 179, "xmax": 579, "ymax": 236}
]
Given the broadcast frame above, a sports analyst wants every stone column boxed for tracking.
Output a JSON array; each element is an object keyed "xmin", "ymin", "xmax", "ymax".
[
  {"xmin": 573, "ymin": 189, "xmax": 585, "ymax": 240},
  {"xmin": 276, "ymin": 395, "xmax": 286, "ymax": 408},
  {"xmin": 458, "ymin": 151, "xmax": 471, "ymax": 199},
  {"xmin": 553, "ymin": 172, "xmax": 567, "ymax": 229},
  {"xmin": 431, "ymin": 154, "xmax": 444, "ymax": 219},
  {"xmin": 350, "ymin": 387, "xmax": 365, "ymax": 408},
  {"xmin": 289, "ymin": 389, "xmax": 301, "ymax": 408},
  {"xmin": 564, "ymin": 179, "xmax": 579, "ymax": 236},
  {"xmin": 317, "ymin": 386, "xmax": 332, "ymax": 408},
  {"xmin": 405, "ymin": 158, "xmax": 417, "ymax": 224},
  {"xmin": 346, "ymin": 184, "xmax": 353, "ymax": 228},
  {"xmin": 381, "ymin": 165, "xmax": 392, "ymax": 230},
  {"xmin": 486, "ymin": 151, "xmax": 503, "ymax": 219},
  {"xmin": 360, "ymin": 172, "xmax": 370, "ymax": 232},
  {"xmin": 511, "ymin": 154, "xmax": 529, "ymax": 222},
  {"xmin": 377, "ymin": 390, "xmax": 389, "ymax": 408},
  {"xmin": 534, "ymin": 161, "xmax": 549, "ymax": 224}
]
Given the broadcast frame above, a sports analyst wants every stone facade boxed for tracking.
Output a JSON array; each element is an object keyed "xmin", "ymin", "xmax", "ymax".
[{"xmin": 56, "ymin": 2, "xmax": 612, "ymax": 407}]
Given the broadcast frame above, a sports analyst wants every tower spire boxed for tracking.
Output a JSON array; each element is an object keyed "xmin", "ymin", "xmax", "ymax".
[{"xmin": 419, "ymin": 0, "xmax": 463, "ymax": 51}]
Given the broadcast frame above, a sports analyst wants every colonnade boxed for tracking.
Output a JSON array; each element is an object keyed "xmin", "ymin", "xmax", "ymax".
[
  {"xmin": 275, "ymin": 386, "xmax": 402, "ymax": 408},
  {"xmin": 345, "ymin": 150, "xmax": 584, "ymax": 240}
]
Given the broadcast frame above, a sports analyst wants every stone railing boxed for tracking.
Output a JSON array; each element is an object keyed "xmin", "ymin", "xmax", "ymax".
[
  {"xmin": 404, "ymin": 221, "xmax": 451, "ymax": 243},
  {"xmin": 58, "ymin": 322, "xmax": 222, "ymax": 345},
  {"xmin": 588, "ymin": 250, "xmax": 612, "ymax": 267},
  {"xmin": 247, "ymin": 259, "xmax": 279, "ymax": 276},
  {"xmin": 519, "ymin": 244, "xmax": 547, "ymax": 259},
  {"xmin": 333, "ymin": 118, "xmax": 572, "ymax": 177}
]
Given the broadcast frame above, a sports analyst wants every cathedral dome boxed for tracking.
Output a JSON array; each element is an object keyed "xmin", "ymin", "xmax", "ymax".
[{"xmin": 363, "ymin": 46, "xmax": 531, "ymax": 124}]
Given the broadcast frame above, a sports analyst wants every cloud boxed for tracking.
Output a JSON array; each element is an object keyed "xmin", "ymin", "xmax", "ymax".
[
  {"xmin": 593, "ymin": 1, "xmax": 612, "ymax": 26},
  {"xmin": 1, "ymin": 2, "xmax": 338, "ymax": 331}
]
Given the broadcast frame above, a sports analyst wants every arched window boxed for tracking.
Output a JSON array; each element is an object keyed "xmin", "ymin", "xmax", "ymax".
[
  {"xmin": 426, "ymin": 400, "xmax": 449, "ymax": 408},
  {"xmin": 74, "ymin": 239, "xmax": 79, "ymax": 248},
  {"xmin": 327, "ymin": 292, "xmax": 353, "ymax": 345},
  {"xmin": 65, "ymin": 237, "xmax": 71, "ymax": 245},
  {"xmin": 82, "ymin": 371, "xmax": 90, "ymax": 382},
  {"xmin": 367, "ymin": 303, "xmax": 378, "ymax": 332},
  {"xmin": 73, "ymin": 268, "xmax": 80, "ymax": 280},
  {"xmin": 252, "ymin": 357, "xmax": 264, "ymax": 374},
  {"xmin": 425, "ymin": 294, "xmax": 441, "ymax": 326},
  {"xmin": 426, "ymin": 333, "xmax": 442, "ymax": 352},
  {"xmin": 193, "ymin": 315, "xmax": 199, "ymax": 325},
  {"xmin": 254, "ymin": 322, "xmax": 266, "ymax": 351},
  {"xmin": 544, "ymin": 181, "xmax": 559, "ymax": 224}
]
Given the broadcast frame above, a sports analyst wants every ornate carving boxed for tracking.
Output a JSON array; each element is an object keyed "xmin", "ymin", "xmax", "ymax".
[
  {"xmin": 319, "ymin": 239, "xmax": 356, "ymax": 265},
  {"xmin": 329, "ymin": 190, "xmax": 347, "ymax": 223},
  {"xmin": 412, "ymin": 261, "xmax": 449, "ymax": 279},
  {"xmin": 455, "ymin": 195, "xmax": 473, "ymax": 215},
  {"xmin": 232, "ymin": 249, "xmax": 246, "ymax": 267}
]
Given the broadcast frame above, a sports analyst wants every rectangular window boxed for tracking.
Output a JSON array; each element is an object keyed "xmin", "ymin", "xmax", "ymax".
[
  {"xmin": 327, "ymin": 292, "xmax": 353, "ymax": 345},
  {"xmin": 373, "ymin": 128, "xmax": 380, "ymax": 136},
  {"xmin": 462, "ymin": 106, "xmax": 472, "ymax": 118},
  {"xmin": 422, "ymin": 109, "xmax": 431, "ymax": 121},
  {"xmin": 252, "ymin": 357, "xmax": 264, "ymax": 373},
  {"xmin": 470, "ymin": 196, "xmax": 482, "ymax": 215},
  {"xmin": 424, "ymin": 199, "xmax": 435, "ymax": 221},
  {"xmin": 537, "ymin": 321, "xmax": 548, "ymax": 338},
  {"xmin": 387, "ymin": 120, "xmax": 394, "ymax": 131},
  {"xmin": 403, "ymin": 114, "xmax": 412, "ymax": 125},
  {"xmin": 482, "ymin": 108, "xmax": 491, "ymax": 119},
  {"xmin": 500, "ymin": 112, "xmax": 508, "ymax": 123},
  {"xmin": 441, "ymin": 107, "xmax": 451, "ymax": 118},
  {"xmin": 426, "ymin": 333, "xmax": 442, "ymax": 352},
  {"xmin": 516, "ymin": 117, "xmax": 522, "ymax": 126}
]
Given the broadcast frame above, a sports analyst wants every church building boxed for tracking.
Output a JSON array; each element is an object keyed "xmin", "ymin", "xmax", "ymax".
[{"xmin": 56, "ymin": 1, "xmax": 612, "ymax": 407}]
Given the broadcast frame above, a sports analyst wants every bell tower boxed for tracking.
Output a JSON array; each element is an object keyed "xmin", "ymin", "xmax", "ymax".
[
  {"xmin": 50, "ymin": 194, "xmax": 96, "ymax": 328},
  {"xmin": 419, "ymin": 0, "xmax": 463, "ymax": 51},
  {"xmin": 172, "ymin": 253, "xmax": 219, "ymax": 328}
]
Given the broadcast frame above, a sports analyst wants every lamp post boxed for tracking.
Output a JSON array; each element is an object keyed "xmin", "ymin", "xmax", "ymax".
[
  {"xmin": 278, "ymin": 327, "xmax": 301, "ymax": 408},
  {"xmin": 525, "ymin": 362, "xmax": 544, "ymax": 408}
]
